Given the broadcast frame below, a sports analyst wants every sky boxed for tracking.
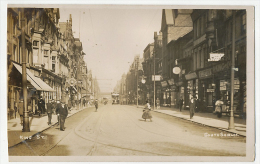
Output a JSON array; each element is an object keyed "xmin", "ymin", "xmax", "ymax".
[{"xmin": 59, "ymin": 6, "xmax": 162, "ymax": 92}]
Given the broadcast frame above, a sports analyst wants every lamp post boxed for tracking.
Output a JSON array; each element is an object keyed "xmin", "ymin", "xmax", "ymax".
[
  {"xmin": 228, "ymin": 11, "xmax": 236, "ymax": 129},
  {"xmin": 21, "ymin": 8, "xmax": 30, "ymax": 132},
  {"xmin": 141, "ymin": 77, "xmax": 146, "ymax": 105}
]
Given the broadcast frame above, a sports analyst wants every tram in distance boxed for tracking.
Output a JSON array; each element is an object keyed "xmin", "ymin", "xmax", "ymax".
[{"xmin": 111, "ymin": 93, "xmax": 120, "ymax": 105}]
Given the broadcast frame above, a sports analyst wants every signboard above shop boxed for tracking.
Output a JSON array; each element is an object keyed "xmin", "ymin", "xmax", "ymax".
[
  {"xmin": 185, "ymin": 72, "xmax": 197, "ymax": 80},
  {"xmin": 161, "ymin": 81, "xmax": 168, "ymax": 88},
  {"xmin": 199, "ymin": 68, "xmax": 212, "ymax": 79},
  {"xmin": 208, "ymin": 53, "xmax": 224, "ymax": 61}
]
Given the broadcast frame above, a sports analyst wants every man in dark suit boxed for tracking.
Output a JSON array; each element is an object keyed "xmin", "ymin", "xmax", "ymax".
[
  {"xmin": 56, "ymin": 101, "xmax": 68, "ymax": 131},
  {"xmin": 38, "ymin": 97, "xmax": 45, "ymax": 115},
  {"xmin": 46, "ymin": 100, "xmax": 54, "ymax": 125}
]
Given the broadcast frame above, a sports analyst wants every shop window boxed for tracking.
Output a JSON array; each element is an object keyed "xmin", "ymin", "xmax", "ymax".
[
  {"xmin": 13, "ymin": 18, "xmax": 16, "ymax": 34},
  {"xmin": 197, "ymin": 50, "xmax": 201, "ymax": 69},
  {"xmin": 13, "ymin": 45, "xmax": 16, "ymax": 62},
  {"xmin": 201, "ymin": 48, "xmax": 205, "ymax": 68},
  {"xmin": 196, "ymin": 18, "xmax": 200, "ymax": 38},
  {"xmin": 194, "ymin": 21, "xmax": 197, "ymax": 39},
  {"xmin": 44, "ymin": 50, "xmax": 48, "ymax": 57},
  {"xmin": 33, "ymin": 41, "xmax": 38, "ymax": 47},
  {"xmin": 241, "ymin": 14, "xmax": 246, "ymax": 34}
]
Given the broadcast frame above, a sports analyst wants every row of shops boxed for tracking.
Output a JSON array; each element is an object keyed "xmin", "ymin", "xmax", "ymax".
[{"xmin": 148, "ymin": 59, "xmax": 246, "ymax": 114}]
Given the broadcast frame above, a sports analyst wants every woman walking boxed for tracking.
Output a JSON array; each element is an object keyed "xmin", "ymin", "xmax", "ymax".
[{"xmin": 142, "ymin": 100, "xmax": 152, "ymax": 122}]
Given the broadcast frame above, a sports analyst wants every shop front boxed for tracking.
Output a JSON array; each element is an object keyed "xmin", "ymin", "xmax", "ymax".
[
  {"xmin": 185, "ymin": 72, "xmax": 198, "ymax": 108},
  {"xmin": 198, "ymin": 68, "xmax": 215, "ymax": 112},
  {"xmin": 160, "ymin": 81, "xmax": 169, "ymax": 106}
]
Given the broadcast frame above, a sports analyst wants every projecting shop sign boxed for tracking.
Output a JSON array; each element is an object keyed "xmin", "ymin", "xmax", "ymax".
[{"xmin": 208, "ymin": 53, "xmax": 224, "ymax": 61}]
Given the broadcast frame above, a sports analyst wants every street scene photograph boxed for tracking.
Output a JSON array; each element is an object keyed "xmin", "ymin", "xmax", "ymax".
[{"xmin": 3, "ymin": 3, "xmax": 256, "ymax": 162}]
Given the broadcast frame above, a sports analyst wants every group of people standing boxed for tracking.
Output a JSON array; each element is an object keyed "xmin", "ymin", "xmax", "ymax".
[{"xmin": 46, "ymin": 99, "xmax": 68, "ymax": 131}]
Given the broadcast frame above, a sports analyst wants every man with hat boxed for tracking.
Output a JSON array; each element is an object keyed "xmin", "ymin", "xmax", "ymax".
[
  {"xmin": 46, "ymin": 100, "xmax": 54, "ymax": 125},
  {"xmin": 56, "ymin": 100, "xmax": 68, "ymax": 131}
]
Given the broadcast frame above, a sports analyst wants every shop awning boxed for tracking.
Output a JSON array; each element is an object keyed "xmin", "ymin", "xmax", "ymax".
[{"xmin": 13, "ymin": 63, "xmax": 55, "ymax": 92}]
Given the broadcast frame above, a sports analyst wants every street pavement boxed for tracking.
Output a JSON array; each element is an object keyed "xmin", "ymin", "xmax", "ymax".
[
  {"xmin": 8, "ymin": 104, "xmax": 246, "ymax": 149},
  {"xmin": 8, "ymin": 104, "xmax": 246, "ymax": 158},
  {"xmin": 135, "ymin": 104, "xmax": 246, "ymax": 137},
  {"xmin": 8, "ymin": 105, "xmax": 91, "ymax": 148}
]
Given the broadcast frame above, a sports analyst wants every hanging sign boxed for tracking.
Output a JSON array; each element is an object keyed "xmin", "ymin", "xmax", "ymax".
[
  {"xmin": 208, "ymin": 53, "xmax": 224, "ymax": 61},
  {"xmin": 172, "ymin": 67, "xmax": 181, "ymax": 74},
  {"xmin": 68, "ymin": 78, "xmax": 77, "ymax": 86}
]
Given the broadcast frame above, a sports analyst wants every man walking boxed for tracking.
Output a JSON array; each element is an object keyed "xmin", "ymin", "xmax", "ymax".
[
  {"xmin": 179, "ymin": 96, "xmax": 184, "ymax": 112},
  {"xmin": 156, "ymin": 98, "xmax": 160, "ymax": 109},
  {"xmin": 56, "ymin": 101, "xmax": 68, "ymax": 131},
  {"xmin": 46, "ymin": 100, "xmax": 53, "ymax": 125},
  {"xmin": 56, "ymin": 100, "xmax": 61, "ymax": 125},
  {"xmin": 189, "ymin": 95, "xmax": 196, "ymax": 119},
  {"xmin": 38, "ymin": 97, "xmax": 45, "ymax": 116},
  {"xmin": 94, "ymin": 99, "xmax": 98, "ymax": 112}
]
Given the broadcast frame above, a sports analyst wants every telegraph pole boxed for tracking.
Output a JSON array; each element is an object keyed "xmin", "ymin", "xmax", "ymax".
[
  {"xmin": 153, "ymin": 50, "xmax": 156, "ymax": 110},
  {"xmin": 137, "ymin": 59, "xmax": 139, "ymax": 108},
  {"xmin": 21, "ymin": 8, "xmax": 30, "ymax": 132},
  {"xmin": 229, "ymin": 10, "xmax": 236, "ymax": 130}
]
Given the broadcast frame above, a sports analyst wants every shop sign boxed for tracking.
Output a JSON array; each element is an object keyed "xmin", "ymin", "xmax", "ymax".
[
  {"xmin": 161, "ymin": 81, "xmax": 168, "ymax": 88},
  {"xmin": 220, "ymin": 80, "xmax": 226, "ymax": 91},
  {"xmin": 212, "ymin": 61, "xmax": 232, "ymax": 73},
  {"xmin": 234, "ymin": 78, "xmax": 240, "ymax": 90},
  {"xmin": 181, "ymin": 87, "xmax": 184, "ymax": 93},
  {"xmin": 199, "ymin": 68, "xmax": 212, "ymax": 79},
  {"xmin": 208, "ymin": 53, "xmax": 224, "ymax": 61},
  {"xmin": 185, "ymin": 72, "xmax": 197, "ymax": 80},
  {"xmin": 152, "ymin": 75, "xmax": 161, "ymax": 81},
  {"xmin": 207, "ymin": 89, "xmax": 215, "ymax": 92},
  {"xmin": 234, "ymin": 85, "xmax": 240, "ymax": 90},
  {"xmin": 167, "ymin": 79, "xmax": 175, "ymax": 85}
]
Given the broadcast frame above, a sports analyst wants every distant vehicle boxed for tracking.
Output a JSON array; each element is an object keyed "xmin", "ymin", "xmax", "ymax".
[
  {"xmin": 111, "ymin": 93, "xmax": 120, "ymax": 105},
  {"xmin": 103, "ymin": 97, "xmax": 108, "ymax": 105}
]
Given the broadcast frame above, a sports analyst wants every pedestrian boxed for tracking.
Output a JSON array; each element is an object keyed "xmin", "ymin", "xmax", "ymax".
[
  {"xmin": 94, "ymin": 99, "xmax": 98, "ymax": 112},
  {"xmin": 156, "ymin": 98, "xmax": 160, "ymax": 110},
  {"xmin": 83, "ymin": 99, "xmax": 86, "ymax": 107},
  {"xmin": 56, "ymin": 101, "xmax": 68, "ymax": 131},
  {"xmin": 179, "ymin": 96, "xmax": 184, "ymax": 112},
  {"xmin": 14, "ymin": 102, "xmax": 18, "ymax": 119},
  {"xmin": 56, "ymin": 100, "xmax": 61, "ymax": 125},
  {"xmin": 38, "ymin": 97, "xmax": 45, "ymax": 116},
  {"xmin": 189, "ymin": 96, "xmax": 196, "ymax": 119},
  {"xmin": 214, "ymin": 98, "xmax": 224, "ymax": 118},
  {"xmin": 142, "ymin": 100, "xmax": 152, "ymax": 122},
  {"xmin": 18, "ymin": 100, "xmax": 23, "ymax": 125},
  {"xmin": 46, "ymin": 101, "xmax": 53, "ymax": 125}
]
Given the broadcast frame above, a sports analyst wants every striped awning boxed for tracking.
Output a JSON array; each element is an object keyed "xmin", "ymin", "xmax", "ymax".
[{"xmin": 13, "ymin": 62, "xmax": 55, "ymax": 92}]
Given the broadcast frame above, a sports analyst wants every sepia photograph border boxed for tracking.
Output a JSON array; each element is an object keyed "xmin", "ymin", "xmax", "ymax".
[{"xmin": 1, "ymin": 0, "xmax": 259, "ymax": 163}]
